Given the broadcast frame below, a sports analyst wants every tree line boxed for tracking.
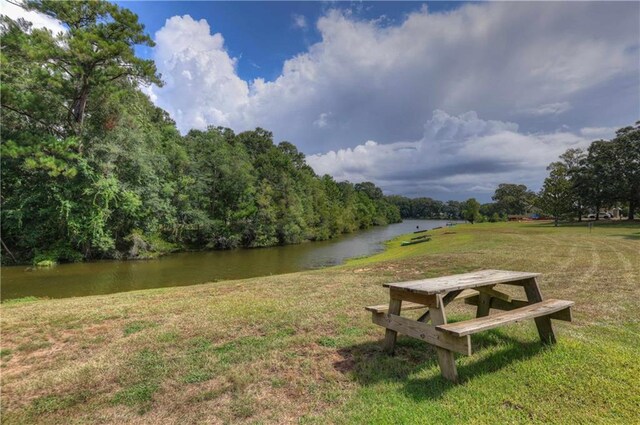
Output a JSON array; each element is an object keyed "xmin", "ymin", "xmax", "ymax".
[
  {"xmin": 387, "ymin": 183, "xmax": 536, "ymax": 224},
  {"xmin": 0, "ymin": 1, "xmax": 400, "ymax": 265},
  {"xmin": 538, "ymin": 125, "xmax": 640, "ymax": 225},
  {"xmin": 389, "ymin": 124, "xmax": 640, "ymax": 227}
]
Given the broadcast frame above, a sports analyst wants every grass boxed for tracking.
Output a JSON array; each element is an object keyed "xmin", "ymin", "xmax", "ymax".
[
  {"xmin": 0, "ymin": 221, "xmax": 639, "ymax": 424},
  {"xmin": 122, "ymin": 320, "xmax": 157, "ymax": 336}
]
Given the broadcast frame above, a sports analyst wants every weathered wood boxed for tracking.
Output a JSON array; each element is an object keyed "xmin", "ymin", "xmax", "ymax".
[
  {"xmin": 429, "ymin": 295, "xmax": 459, "ymax": 382},
  {"xmin": 476, "ymin": 292, "xmax": 492, "ymax": 318},
  {"xmin": 365, "ymin": 301, "xmax": 426, "ymax": 314},
  {"xmin": 436, "ymin": 299, "xmax": 574, "ymax": 337},
  {"xmin": 417, "ymin": 289, "xmax": 478, "ymax": 322},
  {"xmin": 523, "ymin": 277, "xmax": 557, "ymax": 344},
  {"xmin": 465, "ymin": 296, "xmax": 571, "ymax": 321},
  {"xmin": 384, "ymin": 270, "xmax": 541, "ymax": 295},
  {"xmin": 465, "ymin": 295, "xmax": 527, "ymax": 310},
  {"xmin": 550, "ymin": 307, "xmax": 572, "ymax": 322},
  {"xmin": 372, "ymin": 313, "xmax": 471, "ymax": 355},
  {"xmin": 383, "ymin": 298, "xmax": 402, "ymax": 354},
  {"xmin": 476, "ymin": 286, "xmax": 512, "ymax": 302},
  {"xmin": 390, "ymin": 288, "xmax": 437, "ymax": 306}
]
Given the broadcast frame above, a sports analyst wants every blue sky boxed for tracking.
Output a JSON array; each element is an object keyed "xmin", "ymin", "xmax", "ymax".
[
  {"xmin": 3, "ymin": 1, "xmax": 639, "ymax": 200},
  {"xmin": 118, "ymin": 1, "xmax": 464, "ymax": 82}
]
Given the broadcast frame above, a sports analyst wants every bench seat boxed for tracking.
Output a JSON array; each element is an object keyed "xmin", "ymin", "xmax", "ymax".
[{"xmin": 436, "ymin": 299, "xmax": 573, "ymax": 337}]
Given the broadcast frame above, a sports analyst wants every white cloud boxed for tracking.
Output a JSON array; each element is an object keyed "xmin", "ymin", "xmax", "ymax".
[
  {"xmin": 150, "ymin": 15, "xmax": 249, "ymax": 131},
  {"xmin": 579, "ymin": 126, "xmax": 617, "ymax": 140},
  {"xmin": 306, "ymin": 110, "xmax": 591, "ymax": 199},
  {"xmin": 149, "ymin": 2, "xmax": 638, "ymax": 150},
  {"xmin": 313, "ymin": 112, "xmax": 332, "ymax": 128},
  {"xmin": 523, "ymin": 102, "xmax": 572, "ymax": 116},
  {"xmin": 0, "ymin": 0, "xmax": 65, "ymax": 33},
  {"xmin": 292, "ymin": 14, "xmax": 307, "ymax": 30},
  {"xmin": 141, "ymin": 3, "xmax": 639, "ymax": 197}
]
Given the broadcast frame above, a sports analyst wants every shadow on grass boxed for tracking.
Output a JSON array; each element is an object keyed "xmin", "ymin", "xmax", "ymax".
[
  {"xmin": 613, "ymin": 232, "xmax": 640, "ymax": 240},
  {"xmin": 336, "ymin": 329, "xmax": 545, "ymax": 401}
]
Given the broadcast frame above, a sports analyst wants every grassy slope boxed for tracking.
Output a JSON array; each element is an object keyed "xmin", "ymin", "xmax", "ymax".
[{"xmin": 1, "ymin": 221, "xmax": 639, "ymax": 424}]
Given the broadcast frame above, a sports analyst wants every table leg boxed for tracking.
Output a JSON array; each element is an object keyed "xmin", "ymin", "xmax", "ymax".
[
  {"xmin": 418, "ymin": 289, "xmax": 462, "ymax": 323},
  {"xmin": 523, "ymin": 277, "xmax": 556, "ymax": 344},
  {"xmin": 383, "ymin": 298, "xmax": 402, "ymax": 354},
  {"xmin": 476, "ymin": 293, "xmax": 492, "ymax": 318},
  {"xmin": 429, "ymin": 295, "xmax": 459, "ymax": 382}
]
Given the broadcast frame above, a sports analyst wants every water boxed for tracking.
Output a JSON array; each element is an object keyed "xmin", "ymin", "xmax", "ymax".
[{"xmin": 0, "ymin": 220, "xmax": 453, "ymax": 300}]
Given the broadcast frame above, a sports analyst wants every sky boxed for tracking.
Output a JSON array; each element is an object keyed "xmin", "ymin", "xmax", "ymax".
[{"xmin": 2, "ymin": 1, "xmax": 639, "ymax": 201}]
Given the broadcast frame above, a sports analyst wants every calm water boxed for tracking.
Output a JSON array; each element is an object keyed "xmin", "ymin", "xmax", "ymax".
[{"xmin": 1, "ymin": 220, "xmax": 452, "ymax": 300}]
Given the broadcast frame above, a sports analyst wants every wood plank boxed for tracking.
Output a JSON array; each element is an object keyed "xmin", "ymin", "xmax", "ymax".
[
  {"xmin": 384, "ymin": 270, "xmax": 541, "ymax": 295},
  {"xmin": 372, "ymin": 313, "xmax": 471, "ymax": 355},
  {"xmin": 476, "ymin": 293, "xmax": 492, "ymax": 318},
  {"xmin": 523, "ymin": 277, "xmax": 557, "ymax": 344},
  {"xmin": 383, "ymin": 298, "xmax": 402, "ymax": 354},
  {"xmin": 365, "ymin": 301, "xmax": 427, "ymax": 314},
  {"xmin": 456, "ymin": 289, "xmax": 480, "ymax": 300},
  {"xmin": 429, "ymin": 295, "xmax": 459, "ymax": 382},
  {"xmin": 390, "ymin": 288, "xmax": 437, "ymax": 306},
  {"xmin": 417, "ymin": 289, "xmax": 473, "ymax": 323},
  {"xmin": 464, "ymin": 296, "xmax": 572, "ymax": 321},
  {"xmin": 436, "ymin": 299, "xmax": 574, "ymax": 337},
  {"xmin": 476, "ymin": 286, "xmax": 512, "ymax": 302}
]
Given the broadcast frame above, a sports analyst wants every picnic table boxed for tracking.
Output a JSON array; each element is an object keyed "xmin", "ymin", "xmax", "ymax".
[{"xmin": 365, "ymin": 270, "xmax": 574, "ymax": 382}]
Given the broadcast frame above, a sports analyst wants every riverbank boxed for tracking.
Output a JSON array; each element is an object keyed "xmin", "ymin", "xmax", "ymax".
[
  {"xmin": 1, "ymin": 220, "xmax": 450, "ymax": 301},
  {"xmin": 1, "ymin": 221, "xmax": 639, "ymax": 423}
]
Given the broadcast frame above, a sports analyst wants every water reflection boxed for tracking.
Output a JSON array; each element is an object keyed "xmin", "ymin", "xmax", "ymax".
[{"xmin": 1, "ymin": 220, "xmax": 453, "ymax": 300}]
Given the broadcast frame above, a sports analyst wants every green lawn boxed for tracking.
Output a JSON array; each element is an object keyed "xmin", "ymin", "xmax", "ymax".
[{"xmin": 1, "ymin": 221, "xmax": 639, "ymax": 424}]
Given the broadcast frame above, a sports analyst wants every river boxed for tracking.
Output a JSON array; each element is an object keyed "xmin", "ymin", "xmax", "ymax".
[{"xmin": 0, "ymin": 220, "xmax": 453, "ymax": 300}]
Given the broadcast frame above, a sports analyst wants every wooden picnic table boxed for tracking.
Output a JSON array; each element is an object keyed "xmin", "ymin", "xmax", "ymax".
[{"xmin": 366, "ymin": 269, "xmax": 573, "ymax": 382}]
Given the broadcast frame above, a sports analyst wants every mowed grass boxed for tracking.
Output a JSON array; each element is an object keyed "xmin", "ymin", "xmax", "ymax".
[{"xmin": 1, "ymin": 221, "xmax": 639, "ymax": 424}]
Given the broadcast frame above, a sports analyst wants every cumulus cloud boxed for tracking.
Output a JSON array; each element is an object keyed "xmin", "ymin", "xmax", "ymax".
[
  {"xmin": 0, "ymin": 0, "xmax": 65, "ymax": 33},
  {"xmin": 307, "ymin": 110, "xmax": 591, "ymax": 199},
  {"xmin": 149, "ymin": 2, "xmax": 638, "ymax": 152},
  {"xmin": 151, "ymin": 15, "xmax": 249, "ymax": 130}
]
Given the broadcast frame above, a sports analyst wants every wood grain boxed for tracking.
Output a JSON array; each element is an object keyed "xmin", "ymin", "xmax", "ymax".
[
  {"xmin": 384, "ymin": 269, "xmax": 541, "ymax": 295},
  {"xmin": 372, "ymin": 313, "xmax": 471, "ymax": 355},
  {"xmin": 436, "ymin": 299, "xmax": 574, "ymax": 337}
]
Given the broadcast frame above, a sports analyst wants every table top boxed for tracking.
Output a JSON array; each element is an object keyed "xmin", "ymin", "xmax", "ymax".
[{"xmin": 384, "ymin": 269, "xmax": 540, "ymax": 295}]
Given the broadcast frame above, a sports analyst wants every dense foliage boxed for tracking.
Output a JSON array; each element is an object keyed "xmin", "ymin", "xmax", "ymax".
[
  {"xmin": 537, "ymin": 124, "xmax": 640, "ymax": 224},
  {"xmin": 385, "ymin": 196, "xmax": 464, "ymax": 220},
  {"xmin": 0, "ymin": 2, "xmax": 400, "ymax": 265}
]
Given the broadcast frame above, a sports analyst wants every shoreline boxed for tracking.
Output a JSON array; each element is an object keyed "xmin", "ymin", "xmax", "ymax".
[{"xmin": 1, "ymin": 219, "xmax": 455, "ymax": 302}]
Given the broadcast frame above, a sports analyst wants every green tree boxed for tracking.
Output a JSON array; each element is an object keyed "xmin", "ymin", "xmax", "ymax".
[
  {"xmin": 4, "ymin": 1, "xmax": 161, "ymax": 142},
  {"xmin": 577, "ymin": 140, "xmax": 619, "ymax": 220},
  {"xmin": 492, "ymin": 183, "xmax": 536, "ymax": 215},
  {"xmin": 462, "ymin": 198, "xmax": 481, "ymax": 224},
  {"xmin": 537, "ymin": 162, "xmax": 574, "ymax": 226},
  {"xmin": 558, "ymin": 148, "xmax": 586, "ymax": 221},
  {"xmin": 611, "ymin": 123, "xmax": 640, "ymax": 219}
]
